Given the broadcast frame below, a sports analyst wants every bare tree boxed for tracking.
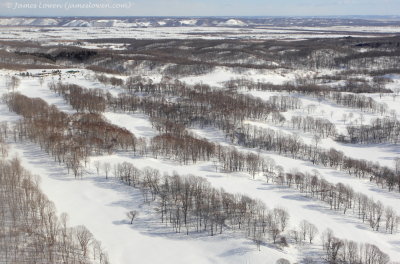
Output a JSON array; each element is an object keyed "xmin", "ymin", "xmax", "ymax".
[
  {"xmin": 307, "ymin": 222, "xmax": 318, "ymax": 243},
  {"xmin": 276, "ymin": 258, "xmax": 290, "ymax": 264},
  {"xmin": 94, "ymin": 160, "xmax": 101, "ymax": 176},
  {"xmin": 6, "ymin": 76, "xmax": 20, "ymax": 91},
  {"xmin": 39, "ymin": 77, "xmax": 44, "ymax": 87},
  {"xmin": 103, "ymin": 162, "xmax": 111, "ymax": 179},
  {"xmin": 75, "ymin": 225, "xmax": 93, "ymax": 257},
  {"xmin": 127, "ymin": 210, "xmax": 138, "ymax": 224}
]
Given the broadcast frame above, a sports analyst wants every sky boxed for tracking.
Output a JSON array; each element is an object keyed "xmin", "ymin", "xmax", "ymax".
[{"xmin": 1, "ymin": 0, "xmax": 400, "ymax": 17}]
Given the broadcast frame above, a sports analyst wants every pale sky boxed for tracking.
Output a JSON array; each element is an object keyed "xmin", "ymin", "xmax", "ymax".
[{"xmin": 1, "ymin": 0, "xmax": 399, "ymax": 17}]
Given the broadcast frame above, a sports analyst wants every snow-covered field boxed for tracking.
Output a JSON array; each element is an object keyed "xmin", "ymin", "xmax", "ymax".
[
  {"xmin": 1, "ymin": 24, "xmax": 398, "ymax": 42},
  {"xmin": 1, "ymin": 26, "xmax": 400, "ymax": 263}
]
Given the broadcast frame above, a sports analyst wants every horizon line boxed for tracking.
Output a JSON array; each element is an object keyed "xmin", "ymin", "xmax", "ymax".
[{"xmin": 1, "ymin": 15, "xmax": 400, "ymax": 18}]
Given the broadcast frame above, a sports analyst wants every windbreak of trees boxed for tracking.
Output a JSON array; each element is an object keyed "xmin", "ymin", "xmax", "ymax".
[
  {"xmin": 49, "ymin": 82, "xmax": 107, "ymax": 113},
  {"xmin": 338, "ymin": 77, "xmax": 392, "ymax": 94},
  {"xmin": 235, "ymin": 123, "xmax": 400, "ymax": 193},
  {"xmin": 226, "ymin": 75, "xmax": 393, "ymax": 95},
  {"xmin": 0, "ymin": 157, "xmax": 109, "ymax": 264},
  {"xmin": 225, "ymin": 78, "xmax": 390, "ymax": 115},
  {"xmin": 277, "ymin": 171, "xmax": 400, "ymax": 234},
  {"xmin": 118, "ymin": 80, "xmax": 287, "ymax": 126},
  {"xmin": 150, "ymin": 133, "xmax": 215, "ymax": 164},
  {"xmin": 0, "ymin": 127, "xmax": 8, "ymax": 157},
  {"xmin": 290, "ymin": 115, "xmax": 337, "ymax": 138},
  {"xmin": 335, "ymin": 52, "xmax": 400, "ymax": 71},
  {"xmin": 321, "ymin": 229, "xmax": 390, "ymax": 264},
  {"xmin": 95, "ymin": 74, "xmax": 124, "ymax": 87},
  {"xmin": 3, "ymin": 93, "xmax": 137, "ymax": 178},
  {"xmin": 113, "ymin": 161, "xmax": 291, "ymax": 247},
  {"xmin": 330, "ymin": 92, "xmax": 388, "ymax": 115},
  {"xmin": 0, "ymin": 49, "xmax": 56, "ymax": 69},
  {"xmin": 344, "ymin": 117, "xmax": 400, "ymax": 144}
]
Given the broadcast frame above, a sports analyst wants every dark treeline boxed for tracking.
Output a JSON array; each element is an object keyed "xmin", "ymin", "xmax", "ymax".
[
  {"xmin": 0, "ymin": 157, "xmax": 109, "ymax": 264},
  {"xmin": 89, "ymin": 36, "xmax": 400, "ymax": 74},
  {"xmin": 343, "ymin": 117, "xmax": 400, "ymax": 144},
  {"xmin": 3, "ymin": 35, "xmax": 400, "ymax": 77},
  {"xmin": 15, "ymin": 49, "xmax": 98, "ymax": 63},
  {"xmin": 2, "ymin": 93, "xmax": 137, "ymax": 178},
  {"xmin": 335, "ymin": 52, "xmax": 400, "ymax": 71}
]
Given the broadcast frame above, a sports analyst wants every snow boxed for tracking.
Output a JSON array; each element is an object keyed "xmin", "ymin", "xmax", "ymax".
[
  {"xmin": 0, "ymin": 70, "xmax": 295, "ymax": 263},
  {"xmin": 103, "ymin": 112, "xmax": 157, "ymax": 139},
  {"xmin": 5, "ymin": 135, "xmax": 400, "ymax": 263},
  {"xmin": 4, "ymin": 137, "xmax": 298, "ymax": 264},
  {"xmin": 244, "ymin": 88, "xmax": 397, "ymax": 151},
  {"xmin": 0, "ymin": 24, "xmax": 394, "ymax": 41},
  {"xmin": 62, "ymin": 19, "xmax": 92, "ymax": 27},
  {"xmin": 0, "ymin": 18, "xmax": 59, "ymax": 26},
  {"xmin": 180, "ymin": 67, "xmax": 292, "ymax": 87},
  {"xmin": 1, "ymin": 48, "xmax": 400, "ymax": 263},
  {"xmin": 180, "ymin": 19, "xmax": 198, "ymax": 26},
  {"xmin": 219, "ymin": 19, "xmax": 248, "ymax": 27},
  {"xmin": 188, "ymin": 124, "xmax": 400, "ymax": 212}
]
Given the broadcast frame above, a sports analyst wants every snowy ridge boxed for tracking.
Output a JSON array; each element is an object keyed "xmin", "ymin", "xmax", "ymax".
[
  {"xmin": 0, "ymin": 17, "xmax": 59, "ymax": 26},
  {"xmin": 1, "ymin": 16, "xmax": 400, "ymax": 28}
]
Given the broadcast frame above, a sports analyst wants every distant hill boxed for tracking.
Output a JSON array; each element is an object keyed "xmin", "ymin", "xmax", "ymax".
[{"xmin": 1, "ymin": 16, "xmax": 400, "ymax": 28}]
